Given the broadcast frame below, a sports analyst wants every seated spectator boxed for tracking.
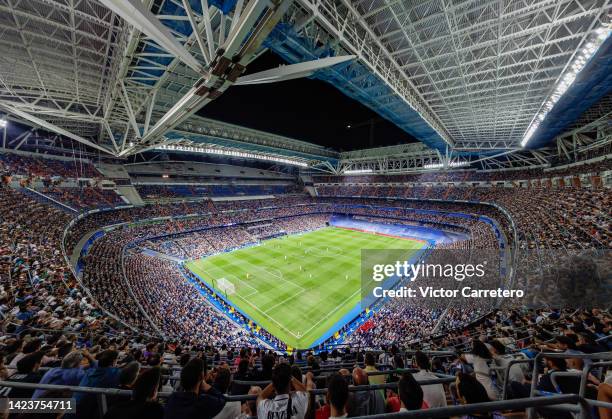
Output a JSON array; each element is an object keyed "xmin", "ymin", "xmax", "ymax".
[
  {"xmin": 460, "ymin": 340, "xmax": 497, "ymax": 400},
  {"xmin": 257, "ymin": 363, "xmax": 314, "ymax": 419},
  {"xmin": 3, "ymin": 351, "xmax": 45, "ymax": 399},
  {"xmin": 598, "ymin": 382, "xmax": 612, "ymax": 419},
  {"xmin": 316, "ymin": 373, "xmax": 349, "ymax": 419},
  {"xmin": 230, "ymin": 359, "xmax": 252, "ymax": 395},
  {"xmin": 164, "ymin": 358, "xmax": 226, "ymax": 419},
  {"xmin": 413, "ymin": 351, "xmax": 447, "ymax": 408},
  {"xmin": 455, "ymin": 372, "xmax": 503, "ymax": 419},
  {"xmin": 347, "ymin": 367, "xmax": 384, "ymax": 417},
  {"xmin": 398, "ymin": 372, "xmax": 426, "ymax": 412},
  {"xmin": 104, "ymin": 367, "xmax": 164, "ymax": 419},
  {"xmin": 76, "ymin": 350, "xmax": 122, "ymax": 419},
  {"xmin": 213, "ymin": 366, "xmax": 241, "ymax": 419},
  {"xmin": 33, "ymin": 350, "xmax": 96, "ymax": 399},
  {"xmin": 252, "ymin": 355, "xmax": 274, "ymax": 381},
  {"xmin": 106, "ymin": 361, "xmax": 141, "ymax": 409},
  {"xmin": 238, "ymin": 386, "xmax": 262, "ymax": 419}
]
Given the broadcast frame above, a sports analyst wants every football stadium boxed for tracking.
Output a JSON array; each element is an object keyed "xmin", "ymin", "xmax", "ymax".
[{"xmin": 0, "ymin": 0, "xmax": 611, "ymax": 418}]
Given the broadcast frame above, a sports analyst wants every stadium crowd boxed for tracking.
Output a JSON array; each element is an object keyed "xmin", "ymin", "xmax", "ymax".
[
  {"xmin": 1, "ymin": 155, "xmax": 611, "ymax": 418},
  {"xmin": 0, "ymin": 153, "xmax": 101, "ymax": 179},
  {"xmin": 0, "ymin": 299, "xmax": 609, "ymax": 419}
]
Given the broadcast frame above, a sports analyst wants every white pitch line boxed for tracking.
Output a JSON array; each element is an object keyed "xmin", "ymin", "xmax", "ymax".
[
  {"xmin": 299, "ymin": 288, "xmax": 362, "ymax": 338},
  {"xmin": 263, "ymin": 288, "xmax": 307, "ymax": 315},
  {"xmin": 233, "ymin": 293, "xmax": 300, "ymax": 339}
]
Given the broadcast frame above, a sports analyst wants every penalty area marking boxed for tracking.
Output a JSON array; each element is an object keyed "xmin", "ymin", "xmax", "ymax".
[{"xmin": 199, "ymin": 267, "xmax": 259, "ymax": 298}]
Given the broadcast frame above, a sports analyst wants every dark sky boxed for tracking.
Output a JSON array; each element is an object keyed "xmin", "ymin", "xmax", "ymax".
[{"xmin": 197, "ymin": 51, "xmax": 417, "ymax": 152}]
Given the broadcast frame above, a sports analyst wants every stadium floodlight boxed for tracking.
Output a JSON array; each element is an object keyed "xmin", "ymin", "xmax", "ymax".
[
  {"xmin": 423, "ymin": 161, "xmax": 469, "ymax": 169},
  {"xmin": 0, "ymin": 119, "xmax": 7, "ymax": 128},
  {"xmin": 156, "ymin": 144, "xmax": 309, "ymax": 167},
  {"xmin": 521, "ymin": 23, "xmax": 610, "ymax": 148},
  {"xmin": 344, "ymin": 169, "xmax": 373, "ymax": 174}
]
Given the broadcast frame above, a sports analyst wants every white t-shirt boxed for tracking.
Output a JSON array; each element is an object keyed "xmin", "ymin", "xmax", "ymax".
[
  {"xmin": 258, "ymin": 392, "xmax": 308, "ymax": 419},
  {"xmin": 213, "ymin": 401, "xmax": 241, "ymax": 419},
  {"xmin": 413, "ymin": 370, "xmax": 447, "ymax": 408},
  {"xmin": 494, "ymin": 355, "xmax": 525, "ymax": 384}
]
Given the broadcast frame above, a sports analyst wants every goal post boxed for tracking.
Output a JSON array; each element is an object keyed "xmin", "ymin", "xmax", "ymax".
[{"xmin": 216, "ymin": 277, "xmax": 236, "ymax": 295}]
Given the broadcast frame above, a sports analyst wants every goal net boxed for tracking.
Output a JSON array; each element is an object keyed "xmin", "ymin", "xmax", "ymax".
[{"xmin": 217, "ymin": 277, "xmax": 236, "ymax": 295}]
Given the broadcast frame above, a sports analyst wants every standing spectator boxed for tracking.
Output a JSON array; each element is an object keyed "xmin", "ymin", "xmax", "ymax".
[{"xmin": 363, "ymin": 353, "xmax": 384, "ymax": 385}]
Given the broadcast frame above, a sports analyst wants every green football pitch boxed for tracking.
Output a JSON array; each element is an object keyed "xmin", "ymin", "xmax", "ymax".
[{"xmin": 185, "ymin": 226, "xmax": 424, "ymax": 348}]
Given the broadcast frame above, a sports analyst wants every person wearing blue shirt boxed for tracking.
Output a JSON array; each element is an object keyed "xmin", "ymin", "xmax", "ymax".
[
  {"xmin": 33, "ymin": 350, "xmax": 97, "ymax": 399},
  {"xmin": 75, "ymin": 349, "xmax": 122, "ymax": 419}
]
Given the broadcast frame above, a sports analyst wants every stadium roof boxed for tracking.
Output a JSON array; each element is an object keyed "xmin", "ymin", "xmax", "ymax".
[{"xmin": 0, "ymin": 0, "xmax": 610, "ymax": 171}]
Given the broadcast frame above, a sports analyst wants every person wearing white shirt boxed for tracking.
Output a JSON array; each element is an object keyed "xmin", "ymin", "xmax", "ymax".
[
  {"xmin": 461, "ymin": 340, "xmax": 497, "ymax": 400},
  {"xmin": 257, "ymin": 363, "xmax": 314, "ymax": 419},
  {"xmin": 413, "ymin": 351, "xmax": 447, "ymax": 408}
]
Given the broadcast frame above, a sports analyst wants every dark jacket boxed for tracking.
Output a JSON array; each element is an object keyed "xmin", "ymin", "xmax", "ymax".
[
  {"xmin": 104, "ymin": 400, "xmax": 164, "ymax": 419},
  {"xmin": 164, "ymin": 387, "xmax": 226, "ymax": 419}
]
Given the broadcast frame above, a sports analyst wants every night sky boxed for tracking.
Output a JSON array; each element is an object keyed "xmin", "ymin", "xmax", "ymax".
[{"xmin": 197, "ymin": 51, "xmax": 418, "ymax": 152}]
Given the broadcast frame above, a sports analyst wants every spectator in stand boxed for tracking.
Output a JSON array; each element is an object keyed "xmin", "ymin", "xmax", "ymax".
[
  {"xmin": 3, "ymin": 351, "xmax": 45, "ymax": 399},
  {"xmin": 105, "ymin": 361, "xmax": 141, "ymax": 409},
  {"xmin": 212, "ymin": 366, "xmax": 241, "ymax": 419},
  {"xmin": 348, "ymin": 367, "xmax": 385, "ymax": 417},
  {"xmin": 398, "ymin": 372, "xmax": 426, "ymax": 412},
  {"xmin": 455, "ymin": 372, "xmax": 503, "ymax": 419},
  {"xmin": 104, "ymin": 367, "xmax": 164, "ymax": 419},
  {"xmin": 76, "ymin": 349, "xmax": 122, "ymax": 419},
  {"xmin": 32, "ymin": 350, "xmax": 96, "ymax": 398},
  {"xmin": 363, "ymin": 352, "xmax": 384, "ymax": 386},
  {"xmin": 460, "ymin": 340, "xmax": 497, "ymax": 400},
  {"xmin": 164, "ymin": 358, "xmax": 226, "ymax": 419},
  {"xmin": 413, "ymin": 351, "xmax": 447, "ymax": 409},
  {"xmin": 316, "ymin": 373, "xmax": 349, "ymax": 419},
  {"xmin": 257, "ymin": 363, "xmax": 314, "ymax": 419}
]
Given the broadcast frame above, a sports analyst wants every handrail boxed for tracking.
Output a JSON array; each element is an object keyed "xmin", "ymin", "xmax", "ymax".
[
  {"xmin": 351, "ymin": 394, "xmax": 580, "ymax": 419},
  {"xmin": 528, "ymin": 351, "xmax": 612, "ymax": 419},
  {"xmin": 500, "ymin": 358, "xmax": 534, "ymax": 400},
  {"xmin": 0, "ymin": 375, "xmax": 457, "ymax": 401}
]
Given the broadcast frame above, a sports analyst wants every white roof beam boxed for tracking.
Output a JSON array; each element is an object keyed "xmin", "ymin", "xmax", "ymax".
[{"xmin": 99, "ymin": 0, "xmax": 205, "ymax": 75}]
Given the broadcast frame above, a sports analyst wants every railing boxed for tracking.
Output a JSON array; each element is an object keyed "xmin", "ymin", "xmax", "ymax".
[
  {"xmin": 0, "ymin": 381, "xmax": 589, "ymax": 419},
  {"xmin": 527, "ymin": 351, "xmax": 612, "ymax": 419}
]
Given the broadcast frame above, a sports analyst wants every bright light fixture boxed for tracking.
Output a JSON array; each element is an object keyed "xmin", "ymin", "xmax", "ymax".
[
  {"xmin": 0, "ymin": 119, "xmax": 7, "ymax": 128},
  {"xmin": 521, "ymin": 23, "xmax": 610, "ymax": 147},
  {"xmin": 423, "ymin": 161, "xmax": 469, "ymax": 169},
  {"xmin": 156, "ymin": 144, "xmax": 309, "ymax": 167},
  {"xmin": 344, "ymin": 169, "xmax": 373, "ymax": 174}
]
